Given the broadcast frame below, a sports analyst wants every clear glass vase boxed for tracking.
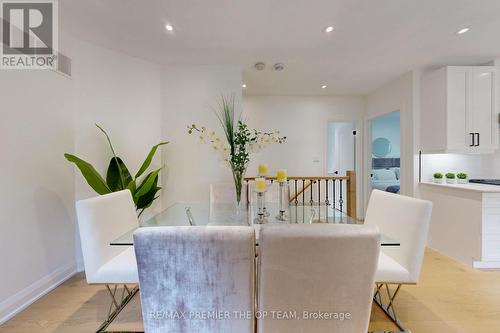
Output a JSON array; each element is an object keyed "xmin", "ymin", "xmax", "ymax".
[{"xmin": 231, "ymin": 165, "xmax": 247, "ymax": 215}]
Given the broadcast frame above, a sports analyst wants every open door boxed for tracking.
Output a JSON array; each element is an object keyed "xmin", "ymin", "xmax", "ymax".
[{"xmin": 327, "ymin": 122, "xmax": 355, "ymax": 211}]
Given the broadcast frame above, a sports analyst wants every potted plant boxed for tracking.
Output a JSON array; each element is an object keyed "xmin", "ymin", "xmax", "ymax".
[
  {"xmin": 433, "ymin": 172, "xmax": 443, "ymax": 183},
  {"xmin": 457, "ymin": 172, "xmax": 468, "ymax": 184},
  {"xmin": 65, "ymin": 124, "xmax": 168, "ymax": 218},
  {"xmin": 445, "ymin": 172, "xmax": 456, "ymax": 184}
]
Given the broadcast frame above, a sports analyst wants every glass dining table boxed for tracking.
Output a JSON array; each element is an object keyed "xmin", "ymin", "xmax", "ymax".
[{"xmin": 111, "ymin": 202, "xmax": 400, "ymax": 247}]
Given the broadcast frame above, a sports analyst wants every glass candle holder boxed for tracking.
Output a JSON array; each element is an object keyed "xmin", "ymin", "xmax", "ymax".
[
  {"xmin": 254, "ymin": 191, "xmax": 267, "ymax": 224},
  {"xmin": 263, "ymin": 204, "xmax": 270, "ymax": 217},
  {"xmin": 276, "ymin": 181, "xmax": 288, "ymax": 221}
]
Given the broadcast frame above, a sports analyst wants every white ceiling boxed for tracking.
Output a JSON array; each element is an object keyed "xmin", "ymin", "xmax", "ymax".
[{"xmin": 60, "ymin": 0, "xmax": 500, "ymax": 96}]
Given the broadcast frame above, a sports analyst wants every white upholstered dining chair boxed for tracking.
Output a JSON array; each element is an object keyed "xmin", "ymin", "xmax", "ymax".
[
  {"xmin": 257, "ymin": 224, "xmax": 380, "ymax": 333},
  {"xmin": 134, "ymin": 226, "xmax": 255, "ymax": 333},
  {"xmin": 364, "ymin": 189, "xmax": 432, "ymax": 331},
  {"xmin": 75, "ymin": 189, "xmax": 139, "ymax": 332},
  {"xmin": 209, "ymin": 182, "xmax": 248, "ymax": 204},
  {"xmin": 209, "ymin": 183, "xmax": 249, "ymax": 224}
]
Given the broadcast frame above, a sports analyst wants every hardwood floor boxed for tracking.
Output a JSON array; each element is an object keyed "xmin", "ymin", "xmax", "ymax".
[{"xmin": 2, "ymin": 248, "xmax": 500, "ymax": 332}]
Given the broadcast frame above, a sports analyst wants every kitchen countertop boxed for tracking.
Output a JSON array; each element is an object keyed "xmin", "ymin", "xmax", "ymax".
[{"xmin": 420, "ymin": 181, "xmax": 500, "ymax": 193}]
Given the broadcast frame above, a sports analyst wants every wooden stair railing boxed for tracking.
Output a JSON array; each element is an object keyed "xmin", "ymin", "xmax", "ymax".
[
  {"xmin": 289, "ymin": 180, "xmax": 313, "ymax": 203},
  {"xmin": 244, "ymin": 171, "xmax": 357, "ymax": 219}
]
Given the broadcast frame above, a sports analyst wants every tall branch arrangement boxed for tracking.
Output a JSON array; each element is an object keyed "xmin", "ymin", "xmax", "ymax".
[{"xmin": 187, "ymin": 95, "xmax": 286, "ymax": 204}]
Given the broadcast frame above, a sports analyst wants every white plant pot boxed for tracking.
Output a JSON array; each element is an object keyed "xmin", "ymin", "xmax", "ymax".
[
  {"xmin": 457, "ymin": 178, "xmax": 468, "ymax": 184},
  {"xmin": 446, "ymin": 178, "xmax": 456, "ymax": 184},
  {"xmin": 433, "ymin": 178, "xmax": 443, "ymax": 184}
]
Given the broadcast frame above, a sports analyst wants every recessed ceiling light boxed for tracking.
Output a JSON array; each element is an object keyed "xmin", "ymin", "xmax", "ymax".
[
  {"xmin": 165, "ymin": 24, "xmax": 174, "ymax": 32},
  {"xmin": 254, "ymin": 62, "xmax": 266, "ymax": 70},
  {"xmin": 456, "ymin": 27, "xmax": 470, "ymax": 35},
  {"xmin": 325, "ymin": 26, "xmax": 334, "ymax": 33},
  {"xmin": 321, "ymin": 85, "xmax": 327, "ymax": 89},
  {"xmin": 273, "ymin": 63, "xmax": 285, "ymax": 71},
  {"xmin": 242, "ymin": 84, "xmax": 247, "ymax": 88}
]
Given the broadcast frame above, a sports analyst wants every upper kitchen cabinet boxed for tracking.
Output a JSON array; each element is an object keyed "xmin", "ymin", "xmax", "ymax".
[{"xmin": 421, "ymin": 66, "xmax": 498, "ymax": 153}]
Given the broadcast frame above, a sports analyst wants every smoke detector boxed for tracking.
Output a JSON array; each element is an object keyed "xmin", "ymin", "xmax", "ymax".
[
  {"xmin": 254, "ymin": 62, "xmax": 265, "ymax": 71},
  {"xmin": 273, "ymin": 63, "xmax": 285, "ymax": 71}
]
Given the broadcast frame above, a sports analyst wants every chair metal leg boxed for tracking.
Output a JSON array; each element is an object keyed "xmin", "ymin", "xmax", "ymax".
[
  {"xmin": 95, "ymin": 284, "xmax": 139, "ymax": 333},
  {"xmin": 373, "ymin": 283, "xmax": 410, "ymax": 333}
]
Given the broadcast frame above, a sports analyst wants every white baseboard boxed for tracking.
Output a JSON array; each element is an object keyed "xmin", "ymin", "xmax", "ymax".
[
  {"xmin": 473, "ymin": 260, "xmax": 500, "ymax": 269},
  {"xmin": 0, "ymin": 262, "xmax": 77, "ymax": 325}
]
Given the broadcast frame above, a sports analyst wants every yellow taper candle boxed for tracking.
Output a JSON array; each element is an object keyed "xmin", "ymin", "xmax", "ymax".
[
  {"xmin": 276, "ymin": 169, "xmax": 287, "ymax": 183},
  {"xmin": 255, "ymin": 177, "xmax": 267, "ymax": 192},
  {"xmin": 258, "ymin": 164, "xmax": 268, "ymax": 176}
]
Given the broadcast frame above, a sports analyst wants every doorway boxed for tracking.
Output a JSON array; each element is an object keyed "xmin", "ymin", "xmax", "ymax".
[
  {"xmin": 327, "ymin": 122, "xmax": 356, "ymax": 211},
  {"xmin": 369, "ymin": 111, "xmax": 401, "ymax": 194}
]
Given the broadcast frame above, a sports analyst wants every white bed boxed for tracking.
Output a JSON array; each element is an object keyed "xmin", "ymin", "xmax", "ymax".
[{"xmin": 371, "ymin": 168, "xmax": 400, "ymax": 193}]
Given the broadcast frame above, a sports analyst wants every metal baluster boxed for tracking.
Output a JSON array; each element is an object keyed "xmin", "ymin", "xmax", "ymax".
[
  {"xmin": 325, "ymin": 179, "xmax": 329, "ymax": 206},
  {"xmin": 294, "ymin": 180, "xmax": 298, "ymax": 205},
  {"xmin": 318, "ymin": 191, "xmax": 321, "ymax": 222},
  {"xmin": 302, "ymin": 179, "xmax": 305, "ymax": 205},
  {"xmin": 325, "ymin": 201, "xmax": 328, "ymax": 223},
  {"xmin": 310, "ymin": 181, "xmax": 314, "ymax": 205},
  {"xmin": 333, "ymin": 180, "xmax": 336, "ymax": 212},
  {"xmin": 318, "ymin": 179, "xmax": 321, "ymax": 206},
  {"xmin": 339, "ymin": 179, "xmax": 344, "ymax": 212}
]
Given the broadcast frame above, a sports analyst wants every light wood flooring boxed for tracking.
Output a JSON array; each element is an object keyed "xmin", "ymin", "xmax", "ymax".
[{"xmin": 2, "ymin": 248, "xmax": 500, "ymax": 332}]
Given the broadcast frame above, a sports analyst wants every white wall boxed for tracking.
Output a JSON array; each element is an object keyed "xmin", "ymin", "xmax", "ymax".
[
  {"xmin": 71, "ymin": 39, "xmax": 162, "ymax": 269},
  {"xmin": 243, "ymin": 96, "xmax": 364, "ymax": 175},
  {"xmin": 160, "ymin": 65, "xmax": 243, "ymax": 207},
  {"xmin": 0, "ymin": 70, "xmax": 76, "ymax": 323},
  {"xmin": 72, "ymin": 39, "xmax": 162, "ymax": 202},
  {"xmin": 364, "ymin": 71, "xmax": 420, "ymax": 209},
  {"xmin": 243, "ymin": 96, "xmax": 364, "ymax": 216}
]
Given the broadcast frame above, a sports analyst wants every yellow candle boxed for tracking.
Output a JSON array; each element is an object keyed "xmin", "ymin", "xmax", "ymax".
[
  {"xmin": 255, "ymin": 177, "xmax": 267, "ymax": 192},
  {"xmin": 258, "ymin": 164, "xmax": 268, "ymax": 176},
  {"xmin": 276, "ymin": 169, "xmax": 287, "ymax": 183}
]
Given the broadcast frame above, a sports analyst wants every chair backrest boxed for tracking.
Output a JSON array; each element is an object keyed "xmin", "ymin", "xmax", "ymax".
[
  {"xmin": 364, "ymin": 189, "xmax": 432, "ymax": 283},
  {"xmin": 75, "ymin": 190, "xmax": 138, "ymax": 283},
  {"xmin": 134, "ymin": 226, "xmax": 255, "ymax": 333},
  {"xmin": 210, "ymin": 183, "xmax": 248, "ymax": 204},
  {"xmin": 258, "ymin": 224, "xmax": 380, "ymax": 333}
]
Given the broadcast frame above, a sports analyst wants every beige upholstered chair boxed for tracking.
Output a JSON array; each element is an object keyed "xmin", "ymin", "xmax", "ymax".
[
  {"xmin": 364, "ymin": 189, "xmax": 432, "ymax": 331},
  {"xmin": 257, "ymin": 224, "xmax": 380, "ymax": 333},
  {"xmin": 134, "ymin": 226, "xmax": 255, "ymax": 333},
  {"xmin": 75, "ymin": 190, "xmax": 139, "ymax": 332}
]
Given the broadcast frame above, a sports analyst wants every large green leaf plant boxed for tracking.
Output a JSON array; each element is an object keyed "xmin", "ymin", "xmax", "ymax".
[{"xmin": 65, "ymin": 124, "xmax": 168, "ymax": 217}]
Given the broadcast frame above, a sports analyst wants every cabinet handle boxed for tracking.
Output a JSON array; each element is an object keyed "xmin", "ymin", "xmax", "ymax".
[
  {"xmin": 475, "ymin": 133, "xmax": 480, "ymax": 146},
  {"xmin": 470, "ymin": 133, "xmax": 475, "ymax": 147}
]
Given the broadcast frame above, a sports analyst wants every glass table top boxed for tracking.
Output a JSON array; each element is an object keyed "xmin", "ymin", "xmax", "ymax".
[{"xmin": 111, "ymin": 202, "xmax": 400, "ymax": 247}]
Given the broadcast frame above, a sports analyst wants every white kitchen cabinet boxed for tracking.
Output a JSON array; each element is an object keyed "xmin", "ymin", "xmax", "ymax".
[{"xmin": 421, "ymin": 66, "xmax": 498, "ymax": 153}]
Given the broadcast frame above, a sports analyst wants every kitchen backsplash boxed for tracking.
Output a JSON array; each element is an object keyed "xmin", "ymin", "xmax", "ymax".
[{"xmin": 421, "ymin": 153, "xmax": 498, "ymax": 181}]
